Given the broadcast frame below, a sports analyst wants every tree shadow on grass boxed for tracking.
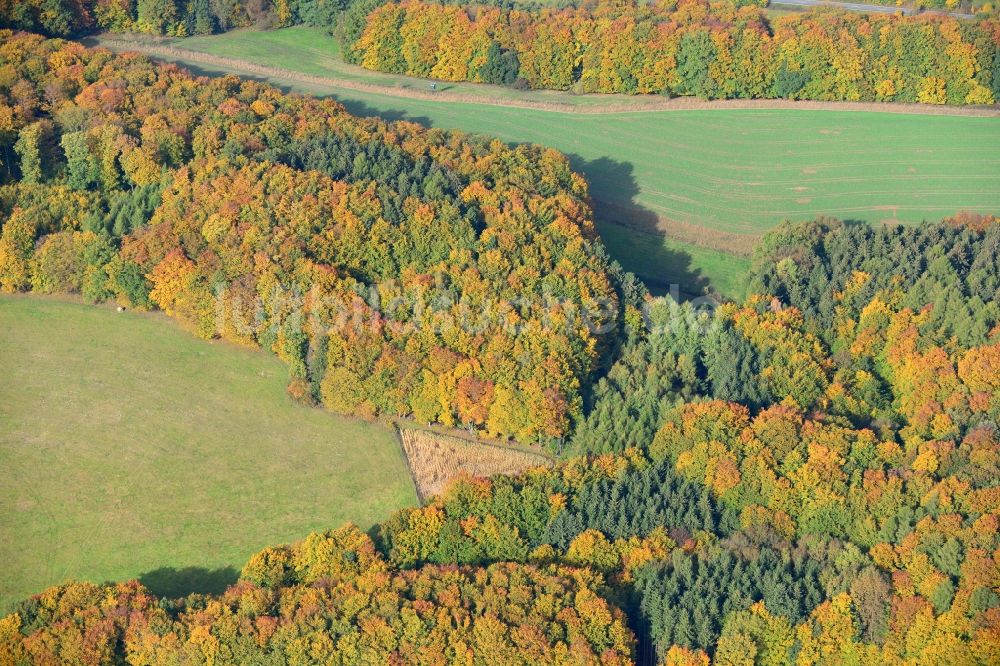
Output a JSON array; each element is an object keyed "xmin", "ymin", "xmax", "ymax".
[
  {"xmin": 331, "ymin": 97, "xmax": 432, "ymax": 127},
  {"xmin": 139, "ymin": 566, "xmax": 239, "ymax": 600},
  {"xmin": 564, "ymin": 154, "xmax": 713, "ymax": 300},
  {"xmin": 159, "ymin": 59, "xmax": 434, "ymax": 125}
]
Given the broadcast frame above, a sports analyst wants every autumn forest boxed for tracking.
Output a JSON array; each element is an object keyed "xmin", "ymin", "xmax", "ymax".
[{"xmin": 0, "ymin": 0, "xmax": 998, "ymax": 664}]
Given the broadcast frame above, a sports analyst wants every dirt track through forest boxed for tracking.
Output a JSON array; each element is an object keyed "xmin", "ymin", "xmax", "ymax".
[
  {"xmin": 91, "ymin": 37, "xmax": 1000, "ymax": 118},
  {"xmin": 771, "ymin": 0, "xmax": 974, "ymax": 19}
]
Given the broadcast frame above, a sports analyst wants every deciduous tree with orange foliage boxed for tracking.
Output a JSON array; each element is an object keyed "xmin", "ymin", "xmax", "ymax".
[
  {"xmin": 0, "ymin": 31, "xmax": 626, "ymax": 442},
  {"xmin": 351, "ymin": 0, "xmax": 999, "ymax": 103}
]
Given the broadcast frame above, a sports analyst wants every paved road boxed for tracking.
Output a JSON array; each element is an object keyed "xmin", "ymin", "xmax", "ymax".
[{"xmin": 771, "ymin": 0, "xmax": 976, "ymax": 19}]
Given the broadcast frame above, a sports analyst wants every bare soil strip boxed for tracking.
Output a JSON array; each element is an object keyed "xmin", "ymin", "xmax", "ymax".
[{"xmin": 91, "ymin": 36, "xmax": 1000, "ymax": 118}]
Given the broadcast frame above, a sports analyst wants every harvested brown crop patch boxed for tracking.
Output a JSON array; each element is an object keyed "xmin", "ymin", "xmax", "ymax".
[{"xmin": 398, "ymin": 427, "xmax": 553, "ymax": 501}]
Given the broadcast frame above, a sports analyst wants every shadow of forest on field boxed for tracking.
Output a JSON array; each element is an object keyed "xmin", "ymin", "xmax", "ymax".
[
  {"xmin": 568, "ymin": 155, "xmax": 712, "ymax": 299},
  {"xmin": 139, "ymin": 566, "xmax": 239, "ymax": 599}
]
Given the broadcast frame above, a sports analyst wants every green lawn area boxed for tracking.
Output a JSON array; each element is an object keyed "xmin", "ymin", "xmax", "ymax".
[
  {"xmin": 90, "ymin": 27, "xmax": 1000, "ymax": 300},
  {"xmin": 0, "ymin": 295, "xmax": 416, "ymax": 612}
]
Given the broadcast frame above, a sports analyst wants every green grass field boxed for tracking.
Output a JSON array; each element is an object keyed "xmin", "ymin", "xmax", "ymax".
[
  {"xmin": 0, "ymin": 295, "xmax": 417, "ymax": 612},
  {"xmin": 90, "ymin": 27, "xmax": 1000, "ymax": 299}
]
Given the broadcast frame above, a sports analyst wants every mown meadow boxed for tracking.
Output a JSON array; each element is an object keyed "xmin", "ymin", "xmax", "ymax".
[{"xmin": 0, "ymin": 296, "xmax": 416, "ymax": 611}]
